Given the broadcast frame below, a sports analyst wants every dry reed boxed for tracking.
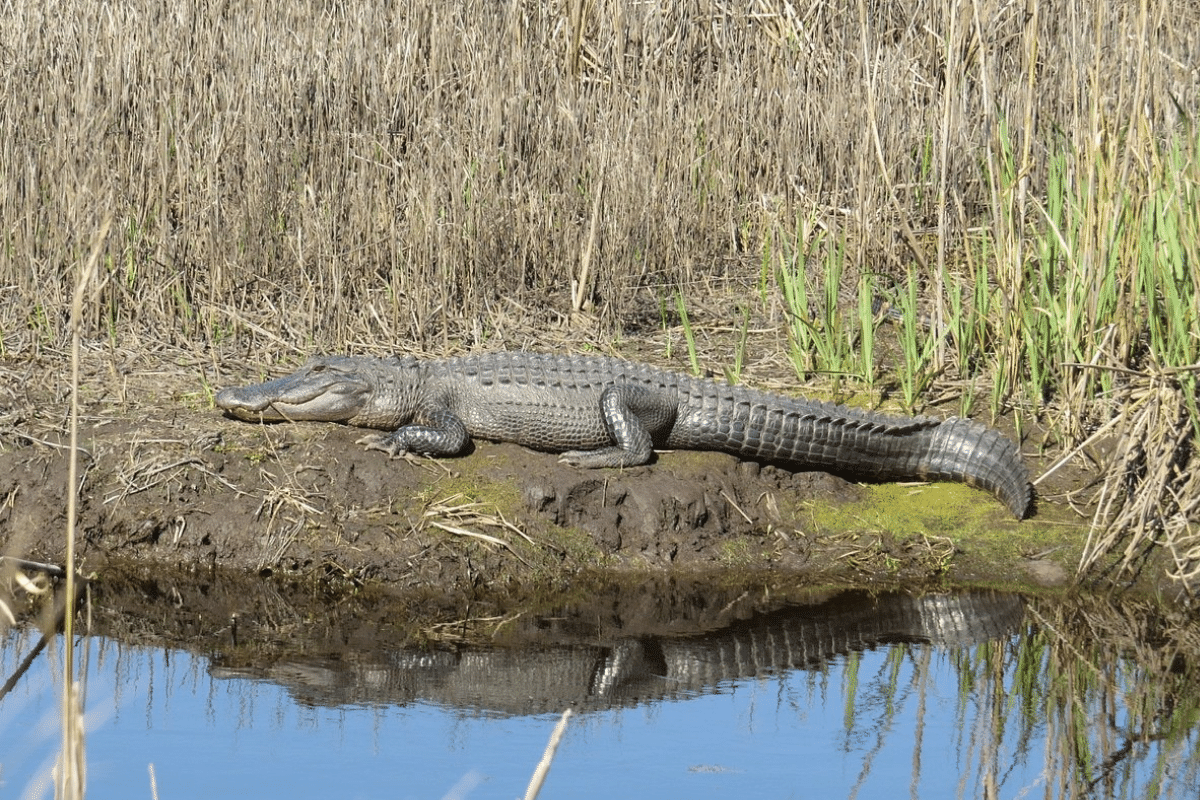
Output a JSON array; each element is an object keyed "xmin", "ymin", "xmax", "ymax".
[{"xmin": 0, "ymin": 0, "xmax": 1191, "ymax": 351}]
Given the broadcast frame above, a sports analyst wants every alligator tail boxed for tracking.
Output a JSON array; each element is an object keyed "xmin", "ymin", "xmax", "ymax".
[{"xmin": 920, "ymin": 418, "xmax": 1032, "ymax": 519}]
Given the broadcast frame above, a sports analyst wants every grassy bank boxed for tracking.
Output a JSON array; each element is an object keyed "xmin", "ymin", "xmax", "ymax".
[{"xmin": 1, "ymin": 2, "xmax": 1198, "ymax": 571}]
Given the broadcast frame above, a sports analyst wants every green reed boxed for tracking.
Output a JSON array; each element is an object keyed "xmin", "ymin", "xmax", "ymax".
[
  {"xmin": 775, "ymin": 216, "xmax": 865, "ymax": 394},
  {"xmin": 855, "ymin": 272, "xmax": 877, "ymax": 396},
  {"xmin": 674, "ymin": 291, "xmax": 701, "ymax": 377},
  {"xmin": 723, "ymin": 306, "xmax": 751, "ymax": 386},
  {"xmin": 896, "ymin": 272, "xmax": 939, "ymax": 412},
  {"xmin": 978, "ymin": 113, "xmax": 1200, "ymax": 441}
]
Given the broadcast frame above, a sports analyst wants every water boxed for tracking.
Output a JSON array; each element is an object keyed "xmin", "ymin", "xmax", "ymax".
[{"xmin": 3, "ymin": 589, "xmax": 1198, "ymax": 799}]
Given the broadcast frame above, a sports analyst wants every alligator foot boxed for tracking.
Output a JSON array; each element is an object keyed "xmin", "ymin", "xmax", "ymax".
[
  {"xmin": 356, "ymin": 432, "xmax": 409, "ymax": 458},
  {"xmin": 559, "ymin": 446, "xmax": 650, "ymax": 469}
]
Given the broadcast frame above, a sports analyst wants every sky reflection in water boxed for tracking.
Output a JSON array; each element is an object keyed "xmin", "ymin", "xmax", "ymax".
[
  {"xmin": 3, "ymin": 631, "xmax": 1018, "ymax": 799},
  {"xmin": 3, "ymin": 592, "xmax": 1198, "ymax": 799}
]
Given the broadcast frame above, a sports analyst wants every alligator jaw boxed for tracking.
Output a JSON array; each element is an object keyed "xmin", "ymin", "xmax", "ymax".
[{"xmin": 215, "ymin": 359, "xmax": 373, "ymax": 422}]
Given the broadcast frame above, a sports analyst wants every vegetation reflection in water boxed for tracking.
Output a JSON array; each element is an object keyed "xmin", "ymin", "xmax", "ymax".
[{"xmin": 2, "ymin": 591, "xmax": 1198, "ymax": 798}]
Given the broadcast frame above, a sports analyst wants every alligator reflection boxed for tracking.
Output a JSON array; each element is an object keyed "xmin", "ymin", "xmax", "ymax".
[{"xmin": 211, "ymin": 590, "xmax": 1024, "ymax": 715}]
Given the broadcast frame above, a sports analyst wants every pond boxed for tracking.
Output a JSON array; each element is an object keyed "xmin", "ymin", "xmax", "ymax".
[{"xmin": 2, "ymin": 586, "xmax": 1198, "ymax": 799}]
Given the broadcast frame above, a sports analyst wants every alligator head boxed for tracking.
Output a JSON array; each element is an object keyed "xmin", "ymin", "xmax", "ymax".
[{"xmin": 215, "ymin": 356, "xmax": 375, "ymax": 423}]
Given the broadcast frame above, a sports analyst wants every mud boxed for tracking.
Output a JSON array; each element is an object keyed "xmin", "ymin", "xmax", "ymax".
[{"xmin": 0, "ymin": 353, "xmax": 1094, "ymax": 617}]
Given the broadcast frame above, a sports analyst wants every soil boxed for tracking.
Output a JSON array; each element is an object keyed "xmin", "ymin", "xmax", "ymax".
[{"xmin": 1, "ymin": 348, "xmax": 1096, "ymax": 619}]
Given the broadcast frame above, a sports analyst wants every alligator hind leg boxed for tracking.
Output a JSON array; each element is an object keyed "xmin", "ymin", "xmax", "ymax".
[{"xmin": 559, "ymin": 384, "xmax": 674, "ymax": 468}]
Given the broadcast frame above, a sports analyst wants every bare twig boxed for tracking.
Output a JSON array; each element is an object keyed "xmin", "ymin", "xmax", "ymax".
[{"xmin": 523, "ymin": 709, "xmax": 573, "ymax": 800}]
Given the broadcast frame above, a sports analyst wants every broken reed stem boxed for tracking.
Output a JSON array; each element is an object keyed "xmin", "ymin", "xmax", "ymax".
[
  {"xmin": 58, "ymin": 215, "xmax": 111, "ymax": 800},
  {"xmin": 573, "ymin": 168, "xmax": 606, "ymax": 314},
  {"xmin": 522, "ymin": 709, "xmax": 572, "ymax": 800}
]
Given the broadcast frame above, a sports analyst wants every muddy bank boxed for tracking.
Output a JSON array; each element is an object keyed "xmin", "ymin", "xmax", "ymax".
[
  {"xmin": 1, "ymin": 403, "xmax": 1078, "ymax": 594},
  {"xmin": 0, "ymin": 352, "xmax": 1102, "ymax": 613}
]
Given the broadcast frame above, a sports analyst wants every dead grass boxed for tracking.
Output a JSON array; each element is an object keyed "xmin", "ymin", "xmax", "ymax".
[
  {"xmin": 1078, "ymin": 368, "xmax": 1200, "ymax": 587},
  {"xmin": 422, "ymin": 492, "xmax": 542, "ymax": 567},
  {"xmin": 0, "ymin": 0, "xmax": 1191, "ymax": 352}
]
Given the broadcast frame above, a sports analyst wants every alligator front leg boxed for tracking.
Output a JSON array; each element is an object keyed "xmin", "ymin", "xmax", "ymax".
[
  {"xmin": 357, "ymin": 408, "xmax": 470, "ymax": 458},
  {"xmin": 559, "ymin": 384, "xmax": 674, "ymax": 468}
]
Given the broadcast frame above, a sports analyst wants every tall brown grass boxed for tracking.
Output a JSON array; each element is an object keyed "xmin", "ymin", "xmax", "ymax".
[{"xmin": 0, "ymin": 0, "xmax": 1190, "ymax": 351}]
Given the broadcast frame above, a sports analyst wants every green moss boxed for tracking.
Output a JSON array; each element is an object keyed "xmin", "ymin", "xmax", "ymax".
[
  {"xmin": 804, "ymin": 481, "xmax": 1084, "ymax": 584},
  {"xmin": 717, "ymin": 536, "xmax": 758, "ymax": 566},
  {"xmin": 418, "ymin": 471, "xmax": 525, "ymax": 520},
  {"xmin": 213, "ymin": 429, "xmax": 277, "ymax": 463},
  {"xmin": 544, "ymin": 524, "xmax": 606, "ymax": 565},
  {"xmin": 811, "ymin": 482, "xmax": 1003, "ymax": 534}
]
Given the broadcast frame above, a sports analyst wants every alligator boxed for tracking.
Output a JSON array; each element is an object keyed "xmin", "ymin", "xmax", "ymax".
[{"xmin": 215, "ymin": 351, "xmax": 1032, "ymax": 518}]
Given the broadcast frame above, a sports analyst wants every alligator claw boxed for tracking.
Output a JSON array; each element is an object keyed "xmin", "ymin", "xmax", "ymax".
[
  {"xmin": 356, "ymin": 433, "xmax": 408, "ymax": 459},
  {"xmin": 558, "ymin": 447, "xmax": 645, "ymax": 469},
  {"xmin": 559, "ymin": 449, "xmax": 612, "ymax": 467}
]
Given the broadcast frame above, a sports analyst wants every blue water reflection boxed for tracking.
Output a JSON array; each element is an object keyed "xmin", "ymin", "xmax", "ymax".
[
  {"xmin": 1, "ymin": 636, "xmax": 1005, "ymax": 797},
  {"xmin": 3, "ymin": 591, "xmax": 1198, "ymax": 799}
]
